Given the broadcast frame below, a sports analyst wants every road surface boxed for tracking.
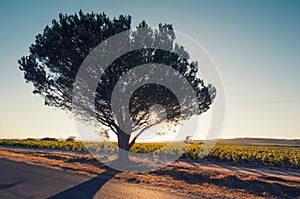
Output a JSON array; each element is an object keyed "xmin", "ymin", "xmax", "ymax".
[{"xmin": 0, "ymin": 158, "xmax": 196, "ymax": 199}]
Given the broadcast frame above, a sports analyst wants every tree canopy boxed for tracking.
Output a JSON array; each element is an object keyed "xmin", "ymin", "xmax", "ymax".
[{"xmin": 18, "ymin": 10, "xmax": 216, "ymax": 161}]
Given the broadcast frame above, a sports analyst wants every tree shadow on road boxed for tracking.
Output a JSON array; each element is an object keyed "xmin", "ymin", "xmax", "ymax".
[
  {"xmin": 48, "ymin": 168, "xmax": 120, "ymax": 199},
  {"xmin": 0, "ymin": 181, "xmax": 22, "ymax": 190}
]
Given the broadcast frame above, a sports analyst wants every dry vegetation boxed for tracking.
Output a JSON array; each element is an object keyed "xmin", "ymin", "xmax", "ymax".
[{"xmin": 0, "ymin": 147, "xmax": 299, "ymax": 198}]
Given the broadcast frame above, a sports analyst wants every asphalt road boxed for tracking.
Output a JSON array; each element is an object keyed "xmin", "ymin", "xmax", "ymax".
[{"xmin": 0, "ymin": 158, "xmax": 196, "ymax": 199}]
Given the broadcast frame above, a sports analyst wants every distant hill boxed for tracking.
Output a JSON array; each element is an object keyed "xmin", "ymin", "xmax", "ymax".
[{"xmin": 193, "ymin": 138, "xmax": 300, "ymax": 147}]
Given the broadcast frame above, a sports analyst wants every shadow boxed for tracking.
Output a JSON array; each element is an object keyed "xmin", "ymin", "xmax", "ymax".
[
  {"xmin": 241, "ymin": 167, "xmax": 300, "ymax": 178},
  {"xmin": 0, "ymin": 181, "xmax": 22, "ymax": 190},
  {"xmin": 48, "ymin": 168, "xmax": 120, "ymax": 199},
  {"xmin": 185, "ymin": 159, "xmax": 300, "ymax": 184},
  {"xmin": 153, "ymin": 166, "xmax": 300, "ymax": 198}
]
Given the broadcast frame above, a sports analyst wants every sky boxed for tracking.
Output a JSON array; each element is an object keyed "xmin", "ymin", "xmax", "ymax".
[{"xmin": 0, "ymin": 0, "xmax": 299, "ymax": 140}]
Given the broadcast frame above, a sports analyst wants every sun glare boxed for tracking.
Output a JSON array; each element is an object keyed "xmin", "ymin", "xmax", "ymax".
[{"xmin": 149, "ymin": 111, "xmax": 159, "ymax": 123}]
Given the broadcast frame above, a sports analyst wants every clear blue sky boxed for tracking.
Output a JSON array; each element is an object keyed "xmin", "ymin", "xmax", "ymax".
[{"xmin": 0, "ymin": 0, "xmax": 299, "ymax": 139}]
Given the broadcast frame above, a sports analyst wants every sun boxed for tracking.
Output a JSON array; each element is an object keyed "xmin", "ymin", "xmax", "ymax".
[
  {"xmin": 149, "ymin": 111, "xmax": 159, "ymax": 123},
  {"xmin": 148, "ymin": 104, "xmax": 165, "ymax": 124}
]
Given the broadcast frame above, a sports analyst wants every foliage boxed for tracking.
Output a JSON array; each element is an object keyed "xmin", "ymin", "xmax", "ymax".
[
  {"xmin": 1, "ymin": 139, "xmax": 299, "ymax": 169},
  {"xmin": 0, "ymin": 139, "xmax": 86, "ymax": 151},
  {"xmin": 66, "ymin": 136, "xmax": 76, "ymax": 142},
  {"xmin": 18, "ymin": 10, "xmax": 215, "ymax": 159},
  {"xmin": 41, "ymin": 137, "xmax": 58, "ymax": 141}
]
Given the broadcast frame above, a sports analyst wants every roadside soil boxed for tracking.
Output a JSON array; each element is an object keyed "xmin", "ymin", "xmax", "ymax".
[{"xmin": 0, "ymin": 147, "xmax": 299, "ymax": 199}]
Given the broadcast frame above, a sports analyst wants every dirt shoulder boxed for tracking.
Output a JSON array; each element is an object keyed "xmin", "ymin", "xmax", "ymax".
[{"xmin": 0, "ymin": 147, "xmax": 299, "ymax": 199}]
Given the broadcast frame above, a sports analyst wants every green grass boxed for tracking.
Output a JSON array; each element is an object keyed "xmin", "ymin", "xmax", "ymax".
[{"xmin": 0, "ymin": 139, "xmax": 299, "ymax": 169}]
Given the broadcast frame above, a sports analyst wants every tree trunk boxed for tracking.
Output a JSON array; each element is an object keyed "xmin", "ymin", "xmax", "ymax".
[{"xmin": 116, "ymin": 129, "xmax": 131, "ymax": 162}]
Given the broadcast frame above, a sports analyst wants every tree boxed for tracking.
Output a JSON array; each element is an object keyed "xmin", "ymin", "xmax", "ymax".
[
  {"xmin": 41, "ymin": 137, "xmax": 58, "ymax": 141},
  {"xmin": 185, "ymin": 136, "xmax": 193, "ymax": 144},
  {"xmin": 18, "ymin": 11, "xmax": 216, "ymax": 162},
  {"xmin": 66, "ymin": 136, "xmax": 76, "ymax": 142}
]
